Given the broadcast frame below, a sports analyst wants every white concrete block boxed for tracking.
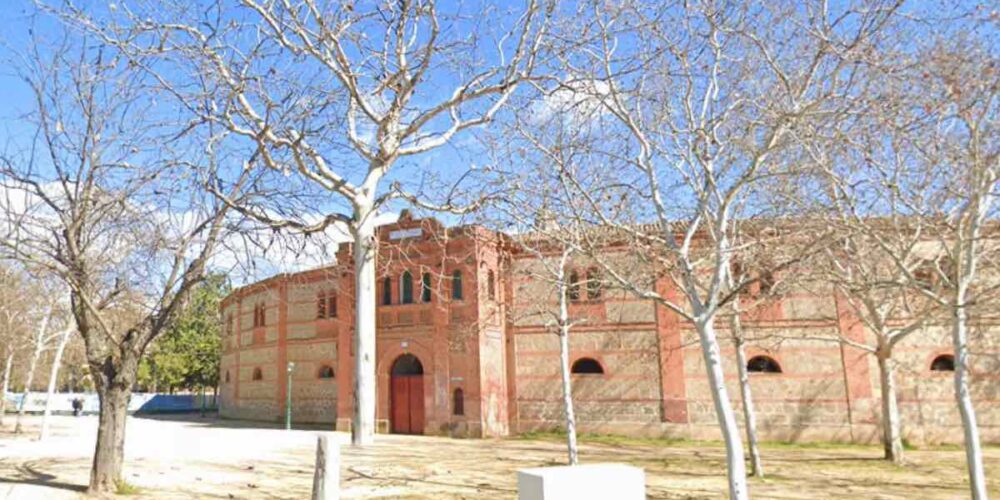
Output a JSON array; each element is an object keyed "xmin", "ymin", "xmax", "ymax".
[{"xmin": 517, "ymin": 463, "xmax": 645, "ymax": 500}]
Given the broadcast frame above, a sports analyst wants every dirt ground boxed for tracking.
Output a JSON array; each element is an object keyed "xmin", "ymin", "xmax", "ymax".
[{"xmin": 0, "ymin": 414, "xmax": 997, "ymax": 499}]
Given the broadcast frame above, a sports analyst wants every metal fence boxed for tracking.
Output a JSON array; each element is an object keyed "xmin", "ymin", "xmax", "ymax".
[{"xmin": 1, "ymin": 392, "xmax": 217, "ymax": 415}]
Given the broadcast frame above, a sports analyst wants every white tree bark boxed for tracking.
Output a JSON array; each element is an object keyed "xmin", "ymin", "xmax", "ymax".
[
  {"xmin": 15, "ymin": 313, "xmax": 50, "ymax": 434},
  {"xmin": 555, "ymin": 253, "xmax": 579, "ymax": 465},
  {"xmin": 731, "ymin": 312, "xmax": 763, "ymax": 477},
  {"xmin": 351, "ymin": 200, "xmax": 377, "ymax": 446},
  {"xmin": 40, "ymin": 327, "xmax": 73, "ymax": 441},
  {"xmin": 697, "ymin": 316, "xmax": 748, "ymax": 500},
  {"xmin": 953, "ymin": 287, "xmax": 987, "ymax": 499},
  {"xmin": 876, "ymin": 351, "xmax": 903, "ymax": 464},
  {"xmin": 0, "ymin": 350, "xmax": 13, "ymax": 427}
]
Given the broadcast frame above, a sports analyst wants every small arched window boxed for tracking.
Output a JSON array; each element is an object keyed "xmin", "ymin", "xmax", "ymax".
[
  {"xmin": 421, "ymin": 272, "xmax": 432, "ymax": 303},
  {"xmin": 587, "ymin": 268, "xmax": 603, "ymax": 300},
  {"xmin": 452, "ymin": 270, "xmax": 464, "ymax": 300},
  {"xmin": 317, "ymin": 292, "xmax": 327, "ymax": 319},
  {"xmin": 747, "ymin": 356, "xmax": 782, "ymax": 374},
  {"xmin": 568, "ymin": 271, "xmax": 581, "ymax": 302},
  {"xmin": 453, "ymin": 388, "xmax": 464, "ymax": 416},
  {"xmin": 930, "ymin": 354, "xmax": 955, "ymax": 372},
  {"xmin": 401, "ymin": 271, "xmax": 414, "ymax": 304},
  {"xmin": 225, "ymin": 370, "xmax": 231, "ymax": 383},
  {"xmin": 318, "ymin": 365, "xmax": 335, "ymax": 379},
  {"xmin": 252, "ymin": 367, "xmax": 263, "ymax": 381},
  {"xmin": 382, "ymin": 277, "xmax": 392, "ymax": 306},
  {"xmin": 253, "ymin": 303, "xmax": 266, "ymax": 327},
  {"xmin": 571, "ymin": 357, "xmax": 604, "ymax": 374},
  {"xmin": 488, "ymin": 270, "xmax": 496, "ymax": 300},
  {"xmin": 758, "ymin": 272, "xmax": 776, "ymax": 295}
]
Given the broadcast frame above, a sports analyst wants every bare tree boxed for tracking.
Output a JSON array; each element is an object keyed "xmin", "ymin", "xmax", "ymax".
[
  {"xmin": 802, "ymin": 27, "xmax": 996, "ymax": 496},
  {"xmin": 489, "ymin": 168, "xmax": 593, "ymax": 465},
  {"xmin": 0, "ymin": 29, "xmax": 247, "ymax": 493},
  {"xmin": 52, "ymin": 0, "xmax": 551, "ymax": 446},
  {"xmin": 0, "ymin": 267, "xmax": 29, "ymax": 428},
  {"xmin": 510, "ymin": 2, "xmax": 896, "ymax": 497},
  {"xmin": 40, "ymin": 321, "xmax": 75, "ymax": 441},
  {"xmin": 13, "ymin": 288, "xmax": 72, "ymax": 435}
]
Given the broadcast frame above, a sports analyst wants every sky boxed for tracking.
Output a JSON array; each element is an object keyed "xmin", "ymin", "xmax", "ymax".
[{"xmin": 0, "ymin": 1, "xmax": 517, "ymax": 286}]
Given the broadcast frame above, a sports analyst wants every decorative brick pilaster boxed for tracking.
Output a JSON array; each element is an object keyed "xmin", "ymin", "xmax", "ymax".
[
  {"xmin": 655, "ymin": 275, "xmax": 688, "ymax": 423},
  {"xmin": 834, "ymin": 293, "xmax": 873, "ymax": 439}
]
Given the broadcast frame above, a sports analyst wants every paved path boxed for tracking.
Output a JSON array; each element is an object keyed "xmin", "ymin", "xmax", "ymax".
[{"xmin": 1, "ymin": 415, "xmax": 997, "ymax": 498}]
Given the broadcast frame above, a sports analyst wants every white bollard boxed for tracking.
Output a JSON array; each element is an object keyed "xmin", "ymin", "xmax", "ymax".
[
  {"xmin": 517, "ymin": 463, "xmax": 645, "ymax": 500},
  {"xmin": 311, "ymin": 434, "xmax": 340, "ymax": 500}
]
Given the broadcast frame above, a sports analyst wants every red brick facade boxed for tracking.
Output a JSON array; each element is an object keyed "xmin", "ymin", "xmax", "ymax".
[{"xmin": 218, "ymin": 216, "xmax": 999, "ymax": 444}]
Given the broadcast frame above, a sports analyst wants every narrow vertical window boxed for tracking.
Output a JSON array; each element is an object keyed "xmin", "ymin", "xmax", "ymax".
[
  {"xmin": 453, "ymin": 388, "xmax": 464, "ymax": 416},
  {"xmin": 568, "ymin": 271, "xmax": 581, "ymax": 302},
  {"xmin": 587, "ymin": 268, "xmax": 602, "ymax": 300},
  {"xmin": 328, "ymin": 295, "xmax": 337, "ymax": 318},
  {"xmin": 317, "ymin": 292, "xmax": 327, "ymax": 319},
  {"xmin": 382, "ymin": 277, "xmax": 392, "ymax": 306},
  {"xmin": 488, "ymin": 270, "xmax": 496, "ymax": 300},
  {"xmin": 421, "ymin": 272, "xmax": 432, "ymax": 303},
  {"xmin": 452, "ymin": 270, "xmax": 464, "ymax": 300},
  {"xmin": 401, "ymin": 271, "xmax": 414, "ymax": 304},
  {"xmin": 259, "ymin": 303, "xmax": 266, "ymax": 326}
]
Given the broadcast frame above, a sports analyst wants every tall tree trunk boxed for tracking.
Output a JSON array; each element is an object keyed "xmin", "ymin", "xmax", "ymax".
[
  {"xmin": 876, "ymin": 351, "xmax": 903, "ymax": 464},
  {"xmin": 953, "ymin": 300, "xmax": 987, "ymax": 499},
  {"xmin": 697, "ymin": 316, "xmax": 749, "ymax": 500},
  {"xmin": 351, "ymin": 201, "xmax": 377, "ymax": 446},
  {"xmin": 89, "ymin": 384, "xmax": 131, "ymax": 493},
  {"xmin": 556, "ymin": 260, "xmax": 579, "ymax": 465},
  {"xmin": 731, "ymin": 311, "xmax": 763, "ymax": 477},
  {"xmin": 40, "ymin": 328, "xmax": 73, "ymax": 440},
  {"xmin": 557, "ymin": 328, "xmax": 579, "ymax": 465},
  {"xmin": 0, "ymin": 351, "xmax": 13, "ymax": 427}
]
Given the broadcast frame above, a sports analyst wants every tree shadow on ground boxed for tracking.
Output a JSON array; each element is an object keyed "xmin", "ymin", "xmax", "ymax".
[
  {"xmin": 133, "ymin": 412, "xmax": 334, "ymax": 431},
  {"xmin": 0, "ymin": 462, "xmax": 87, "ymax": 494}
]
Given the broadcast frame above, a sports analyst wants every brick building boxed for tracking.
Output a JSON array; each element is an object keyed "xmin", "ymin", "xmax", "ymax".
[{"xmin": 218, "ymin": 214, "xmax": 999, "ymax": 444}]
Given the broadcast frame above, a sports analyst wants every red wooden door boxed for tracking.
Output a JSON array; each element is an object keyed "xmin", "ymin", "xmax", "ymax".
[
  {"xmin": 407, "ymin": 376, "xmax": 424, "ymax": 434},
  {"xmin": 391, "ymin": 375, "xmax": 424, "ymax": 434},
  {"xmin": 391, "ymin": 376, "xmax": 410, "ymax": 433}
]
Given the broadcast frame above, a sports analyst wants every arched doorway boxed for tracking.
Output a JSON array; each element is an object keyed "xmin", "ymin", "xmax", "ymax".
[{"xmin": 390, "ymin": 354, "xmax": 425, "ymax": 434}]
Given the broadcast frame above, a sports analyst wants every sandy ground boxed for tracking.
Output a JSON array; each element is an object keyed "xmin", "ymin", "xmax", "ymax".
[{"xmin": 0, "ymin": 414, "xmax": 997, "ymax": 499}]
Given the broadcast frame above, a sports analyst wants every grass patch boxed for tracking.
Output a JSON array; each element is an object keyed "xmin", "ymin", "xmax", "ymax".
[
  {"xmin": 115, "ymin": 480, "xmax": 141, "ymax": 495},
  {"xmin": 515, "ymin": 430, "xmax": 718, "ymax": 448}
]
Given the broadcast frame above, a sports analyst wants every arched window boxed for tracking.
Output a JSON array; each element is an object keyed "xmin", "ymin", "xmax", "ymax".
[
  {"xmin": 568, "ymin": 271, "xmax": 581, "ymax": 302},
  {"xmin": 253, "ymin": 303, "xmax": 266, "ymax": 327},
  {"xmin": 317, "ymin": 291, "xmax": 337, "ymax": 319},
  {"xmin": 318, "ymin": 365, "xmax": 335, "ymax": 379},
  {"xmin": 317, "ymin": 292, "xmax": 327, "ymax": 319},
  {"xmin": 401, "ymin": 271, "xmax": 414, "ymax": 304},
  {"xmin": 252, "ymin": 367, "xmax": 263, "ymax": 381},
  {"xmin": 488, "ymin": 270, "xmax": 496, "ymax": 300},
  {"xmin": 758, "ymin": 272, "xmax": 776, "ymax": 295},
  {"xmin": 587, "ymin": 268, "xmax": 603, "ymax": 300},
  {"xmin": 747, "ymin": 356, "xmax": 782, "ymax": 374},
  {"xmin": 931, "ymin": 354, "xmax": 955, "ymax": 372},
  {"xmin": 453, "ymin": 388, "xmax": 464, "ymax": 416},
  {"xmin": 571, "ymin": 357, "xmax": 604, "ymax": 374},
  {"xmin": 382, "ymin": 277, "xmax": 392, "ymax": 306},
  {"xmin": 225, "ymin": 370, "xmax": 231, "ymax": 383},
  {"xmin": 421, "ymin": 273, "xmax": 432, "ymax": 303},
  {"xmin": 452, "ymin": 270, "xmax": 464, "ymax": 300}
]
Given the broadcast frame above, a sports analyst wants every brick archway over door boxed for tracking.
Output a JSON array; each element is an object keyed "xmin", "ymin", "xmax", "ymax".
[{"xmin": 390, "ymin": 354, "xmax": 425, "ymax": 434}]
